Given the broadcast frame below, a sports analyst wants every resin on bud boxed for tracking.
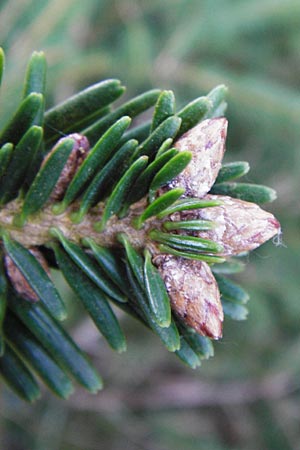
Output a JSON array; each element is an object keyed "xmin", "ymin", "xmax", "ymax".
[
  {"xmin": 43, "ymin": 133, "xmax": 90, "ymax": 201},
  {"xmin": 5, "ymin": 248, "xmax": 51, "ymax": 302},
  {"xmin": 154, "ymin": 254, "xmax": 223, "ymax": 339}
]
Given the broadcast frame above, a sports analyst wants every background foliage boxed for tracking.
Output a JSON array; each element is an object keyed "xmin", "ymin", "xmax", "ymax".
[{"xmin": 1, "ymin": 0, "xmax": 300, "ymax": 449}]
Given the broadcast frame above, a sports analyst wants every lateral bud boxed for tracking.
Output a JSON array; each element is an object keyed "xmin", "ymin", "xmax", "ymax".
[
  {"xmin": 153, "ymin": 254, "xmax": 223, "ymax": 339},
  {"xmin": 169, "ymin": 118, "xmax": 228, "ymax": 197}
]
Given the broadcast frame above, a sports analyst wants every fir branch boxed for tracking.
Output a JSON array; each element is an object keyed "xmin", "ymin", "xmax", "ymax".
[{"xmin": 0, "ymin": 49, "xmax": 280, "ymax": 402}]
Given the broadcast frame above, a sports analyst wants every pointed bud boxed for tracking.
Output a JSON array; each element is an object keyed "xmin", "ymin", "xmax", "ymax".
[
  {"xmin": 43, "ymin": 133, "xmax": 90, "ymax": 201},
  {"xmin": 5, "ymin": 247, "xmax": 51, "ymax": 302},
  {"xmin": 168, "ymin": 118, "xmax": 227, "ymax": 197},
  {"xmin": 154, "ymin": 254, "xmax": 223, "ymax": 339},
  {"xmin": 190, "ymin": 195, "xmax": 281, "ymax": 255}
]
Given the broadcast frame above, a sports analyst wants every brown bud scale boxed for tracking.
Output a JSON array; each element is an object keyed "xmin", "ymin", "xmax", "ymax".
[
  {"xmin": 43, "ymin": 133, "xmax": 90, "ymax": 201},
  {"xmin": 4, "ymin": 247, "xmax": 51, "ymax": 302}
]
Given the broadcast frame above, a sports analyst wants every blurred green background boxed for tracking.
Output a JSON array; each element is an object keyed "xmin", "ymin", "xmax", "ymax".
[{"xmin": 1, "ymin": 1, "xmax": 300, "ymax": 449}]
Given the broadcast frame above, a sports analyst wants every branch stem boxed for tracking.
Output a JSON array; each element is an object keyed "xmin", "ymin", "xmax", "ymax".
[{"xmin": 0, "ymin": 199, "xmax": 159, "ymax": 250}]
